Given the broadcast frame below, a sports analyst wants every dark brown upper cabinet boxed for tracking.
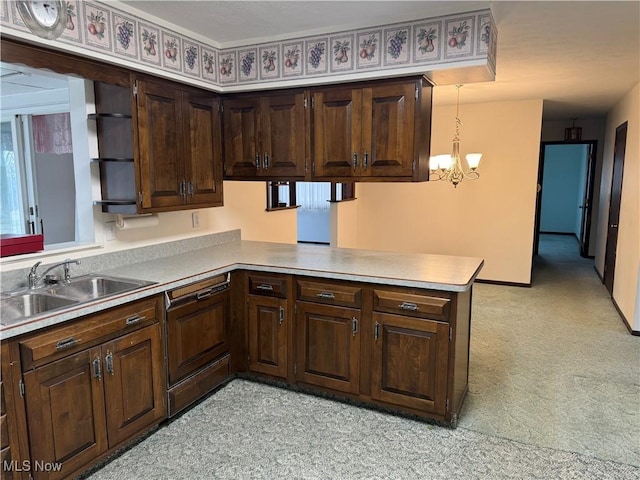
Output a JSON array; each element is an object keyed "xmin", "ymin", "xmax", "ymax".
[
  {"xmin": 311, "ymin": 76, "xmax": 432, "ymax": 182},
  {"xmin": 222, "ymin": 90, "xmax": 307, "ymax": 180},
  {"xmin": 136, "ymin": 76, "xmax": 224, "ymax": 212}
]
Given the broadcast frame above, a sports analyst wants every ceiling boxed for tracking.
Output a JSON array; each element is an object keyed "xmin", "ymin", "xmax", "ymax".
[
  {"xmin": 2, "ymin": 1, "xmax": 638, "ymax": 122},
  {"xmin": 117, "ymin": 0, "xmax": 640, "ymax": 121}
]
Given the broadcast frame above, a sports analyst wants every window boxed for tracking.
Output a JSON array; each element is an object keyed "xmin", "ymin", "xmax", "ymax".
[{"xmin": 0, "ymin": 63, "xmax": 95, "ymax": 250}]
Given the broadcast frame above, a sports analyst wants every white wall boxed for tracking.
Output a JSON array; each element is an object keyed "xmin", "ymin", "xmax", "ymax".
[
  {"xmin": 595, "ymin": 83, "xmax": 639, "ymax": 330},
  {"xmin": 338, "ymin": 98, "xmax": 543, "ymax": 285}
]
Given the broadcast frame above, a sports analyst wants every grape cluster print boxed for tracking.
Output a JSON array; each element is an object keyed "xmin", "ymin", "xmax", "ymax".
[
  {"xmin": 241, "ymin": 52, "xmax": 256, "ymax": 76},
  {"xmin": 309, "ymin": 43, "xmax": 325, "ymax": 69},
  {"xmin": 185, "ymin": 46, "xmax": 198, "ymax": 70},
  {"xmin": 481, "ymin": 23, "xmax": 491, "ymax": 47},
  {"xmin": 117, "ymin": 21, "xmax": 134, "ymax": 50},
  {"xmin": 388, "ymin": 30, "xmax": 408, "ymax": 59}
]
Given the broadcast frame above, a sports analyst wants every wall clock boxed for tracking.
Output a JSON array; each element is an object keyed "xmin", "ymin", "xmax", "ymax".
[{"xmin": 16, "ymin": 1, "xmax": 67, "ymax": 40}]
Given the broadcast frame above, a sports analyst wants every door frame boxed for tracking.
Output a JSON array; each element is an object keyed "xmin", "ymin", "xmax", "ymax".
[
  {"xmin": 533, "ymin": 139, "xmax": 598, "ymax": 257},
  {"xmin": 603, "ymin": 122, "xmax": 627, "ymax": 295}
]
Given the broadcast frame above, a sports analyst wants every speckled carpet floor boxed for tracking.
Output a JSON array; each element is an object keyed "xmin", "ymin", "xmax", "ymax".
[{"xmin": 87, "ymin": 235, "xmax": 640, "ymax": 479}]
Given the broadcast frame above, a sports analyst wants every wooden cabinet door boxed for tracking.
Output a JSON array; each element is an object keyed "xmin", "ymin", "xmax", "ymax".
[
  {"xmin": 23, "ymin": 347, "xmax": 107, "ymax": 480},
  {"xmin": 222, "ymin": 97, "xmax": 260, "ymax": 177},
  {"xmin": 363, "ymin": 82, "xmax": 416, "ymax": 178},
  {"xmin": 183, "ymin": 93, "xmax": 223, "ymax": 206},
  {"xmin": 312, "ymin": 88, "xmax": 362, "ymax": 178},
  {"xmin": 295, "ymin": 302, "xmax": 360, "ymax": 394},
  {"xmin": 371, "ymin": 312, "xmax": 449, "ymax": 415},
  {"xmin": 102, "ymin": 324, "xmax": 166, "ymax": 447},
  {"xmin": 261, "ymin": 93, "xmax": 306, "ymax": 177},
  {"xmin": 166, "ymin": 289, "xmax": 230, "ymax": 386},
  {"xmin": 136, "ymin": 79, "xmax": 185, "ymax": 210},
  {"xmin": 247, "ymin": 295, "xmax": 288, "ymax": 379}
]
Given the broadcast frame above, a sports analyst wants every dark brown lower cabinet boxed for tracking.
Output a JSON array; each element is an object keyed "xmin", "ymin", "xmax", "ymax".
[
  {"xmin": 22, "ymin": 323, "xmax": 165, "ymax": 480},
  {"xmin": 295, "ymin": 302, "xmax": 361, "ymax": 395},
  {"xmin": 248, "ymin": 295, "xmax": 288, "ymax": 379},
  {"xmin": 371, "ymin": 312, "xmax": 449, "ymax": 415}
]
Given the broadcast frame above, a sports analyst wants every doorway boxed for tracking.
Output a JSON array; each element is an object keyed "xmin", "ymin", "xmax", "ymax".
[
  {"xmin": 603, "ymin": 122, "xmax": 627, "ymax": 296},
  {"xmin": 534, "ymin": 140, "xmax": 597, "ymax": 258}
]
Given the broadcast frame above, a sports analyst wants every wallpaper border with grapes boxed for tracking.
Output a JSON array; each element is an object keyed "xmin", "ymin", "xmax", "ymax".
[{"xmin": 0, "ymin": 1, "xmax": 497, "ymax": 90}]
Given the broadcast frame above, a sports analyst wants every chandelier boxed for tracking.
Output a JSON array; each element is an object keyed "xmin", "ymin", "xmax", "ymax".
[{"xmin": 429, "ymin": 85, "xmax": 482, "ymax": 187}]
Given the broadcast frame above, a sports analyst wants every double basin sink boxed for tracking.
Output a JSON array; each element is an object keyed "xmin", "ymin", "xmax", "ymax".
[{"xmin": 0, "ymin": 274, "xmax": 155, "ymax": 326}]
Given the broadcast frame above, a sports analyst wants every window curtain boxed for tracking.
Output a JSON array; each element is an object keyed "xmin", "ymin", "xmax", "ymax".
[
  {"xmin": 296, "ymin": 182, "xmax": 330, "ymax": 210},
  {"xmin": 32, "ymin": 113, "xmax": 73, "ymax": 154}
]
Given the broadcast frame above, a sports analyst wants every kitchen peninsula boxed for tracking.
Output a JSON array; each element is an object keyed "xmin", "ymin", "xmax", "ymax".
[{"xmin": 1, "ymin": 236, "xmax": 483, "ymax": 480}]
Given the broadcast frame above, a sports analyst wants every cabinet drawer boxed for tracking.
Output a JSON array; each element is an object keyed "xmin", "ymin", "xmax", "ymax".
[
  {"xmin": 373, "ymin": 289, "xmax": 451, "ymax": 321},
  {"xmin": 248, "ymin": 273, "xmax": 288, "ymax": 298},
  {"xmin": 297, "ymin": 279, "xmax": 362, "ymax": 308},
  {"xmin": 19, "ymin": 296, "xmax": 161, "ymax": 370}
]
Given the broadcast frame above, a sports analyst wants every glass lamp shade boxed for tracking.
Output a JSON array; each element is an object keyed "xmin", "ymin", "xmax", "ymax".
[
  {"xmin": 465, "ymin": 153, "xmax": 482, "ymax": 169},
  {"xmin": 429, "ymin": 154, "xmax": 452, "ymax": 171}
]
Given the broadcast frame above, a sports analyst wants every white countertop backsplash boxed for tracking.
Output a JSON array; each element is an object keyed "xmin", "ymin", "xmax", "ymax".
[{"xmin": 0, "ymin": 231, "xmax": 483, "ymax": 340}]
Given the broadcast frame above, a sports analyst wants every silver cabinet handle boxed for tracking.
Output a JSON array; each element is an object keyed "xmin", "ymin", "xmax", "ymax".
[
  {"xmin": 364, "ymin": 151, "xmax": 369, "ymax": 169},
  {"xmin": 125, "ymin": 314, "xmax": 145, "ymax": 326},
  {"xmin": 264, "ymin": 153, "xmax": 270, "ymax": 169},
  {"xmin": 353, "ymin": 153, "xmax": 358, "ymax": 168},
  {"xmin": 399, "ymin": 302, "xmax": 419, "ymax": 311},
  {"xmin": 256, "ymin": 154, "xmax": 262, "ymax": 169},
  {"xmin": 279, "ymin": 306, "xmax": 285, "ymax": 325},
  {"xmin": 92, "ymin": 356, "xmax": 102, "ymax": 379},
  {"xmin": 256, "ymin": 284, "xmax": 274, "ymax": 291},
  {"xmin": 374, "ymin": 322, "xmax": 380, "ymax": 341},
  {"xmin": 316, "ymin": 291, "xmax": 335, "ymax": 299},
  {"xmin": 352, "ymin": 317, "xmax": 358, "ymax": 336},
  {"xmin": 196, "ymin": 288, "xmax": 213, "ymax": 300},
  {"xmin": 56, "ymin": 337, "xmax": 79, "ymax": 351},
  {"xmin": 105, "ymin": 351, "xmax": 114, "ymax": 375}
]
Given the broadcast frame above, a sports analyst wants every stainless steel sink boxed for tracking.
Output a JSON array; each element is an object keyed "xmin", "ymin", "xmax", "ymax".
[
  {"xmin": 0, "ymin": 293, "xmax": 79, "ymax": 326},
  {"xmin": 1, "ymin": 274, "xmax": 155, "ymax": 327},
  {"xmin": 46, "ymin": 275, "xmax": 151, "ymax": 301}
]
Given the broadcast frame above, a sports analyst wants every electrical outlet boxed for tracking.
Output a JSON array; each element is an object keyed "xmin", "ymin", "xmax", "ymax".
[
  {"xmin": 192, "ymin": 211, "xmax": 200, "ymax": 228},
  {"xmin": 105, "ymin": 222, "xmax": 116, "ymax": 241}
]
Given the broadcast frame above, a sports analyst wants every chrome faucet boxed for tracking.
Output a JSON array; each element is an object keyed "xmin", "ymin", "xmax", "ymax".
[{"xmin": 28, "ymin": 258, "xmax": 81, "ymax": 289}]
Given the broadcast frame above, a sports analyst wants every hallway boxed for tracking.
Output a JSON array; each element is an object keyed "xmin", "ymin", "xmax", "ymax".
[{"xmin": 460, "ymin": 234, "xmax": 639, "ymax": 466}]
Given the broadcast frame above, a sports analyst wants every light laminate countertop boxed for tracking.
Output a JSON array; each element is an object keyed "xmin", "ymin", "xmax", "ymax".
[{"xmin": 0, "ymin": 240, "xmax": 483, "ymax": 340}]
